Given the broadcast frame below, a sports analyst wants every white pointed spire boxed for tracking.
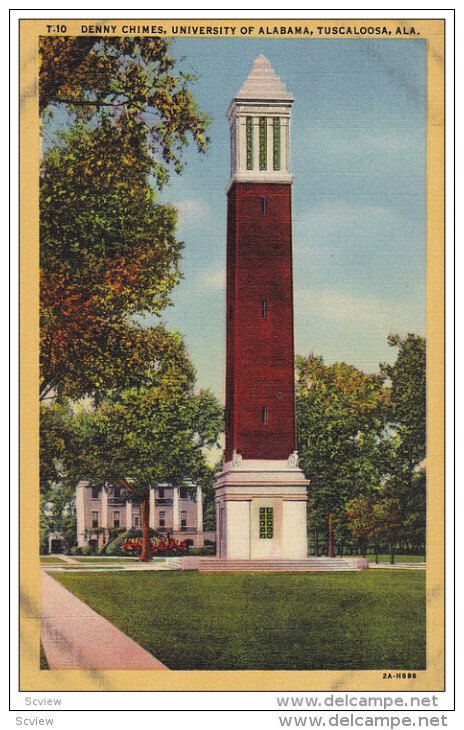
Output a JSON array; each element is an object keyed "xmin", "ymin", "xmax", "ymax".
[
  {"xmin": 235, "ymin": 55, "xmax": 293, "ymax": 101},
  {"xmin": 226, "ymin": 56, "xmax": 293, "ymax": 190}
]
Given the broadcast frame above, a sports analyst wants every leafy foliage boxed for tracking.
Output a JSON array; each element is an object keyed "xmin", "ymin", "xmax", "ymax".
[
  {"xmin": 40, "ymin": 37, "xmax": 210, "ymax": 402},
  {"xmin": 296, "ymin": 336, "xmax": 426, "ymax": 553},
  {"xmin": 296, "ymin": 354, "xmax": 390, "ymax": 534},
  {"xmin": 40, "ymin": 119, "xmax": 190, "ymax": 402},
  {"xmin": 40, "ymin": 36, "xmax": 209, "ymax": 185},
  {"xmin": 379, "ymin": 334, "xmax": 427, "ymax": 548}
]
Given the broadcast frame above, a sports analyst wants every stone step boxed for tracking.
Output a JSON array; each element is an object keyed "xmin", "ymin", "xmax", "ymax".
[{"xmin": 181, "ymin": 557, "xmax": 367, "ymax": 572}]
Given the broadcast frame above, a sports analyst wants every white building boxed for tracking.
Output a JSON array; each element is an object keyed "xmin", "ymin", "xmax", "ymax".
[{"xmin": 76, "ymin": 481, "xmax": 214, "ymax": 551}]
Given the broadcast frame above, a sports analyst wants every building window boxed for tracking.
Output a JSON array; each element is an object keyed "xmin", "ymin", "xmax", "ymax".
[
  {"xmin": 158, "ymin": 487, "xmax": 165, "ymax": 498},
  {"xmin": 133, "ymin": 515, "xmax": 140, "ymax": 527},
  {"xmin": 113, "ymin": 511, "xmax": 120, "ymax": 528},
  {"xmin": 91, "ymin": 511, "xmax": 99, "ymax": 528},
  {"xmin": 180, "ymin": 487, "xmax": 188, "ymax": 499},
  {"xmin": 246, "ymin": 116, "xmax": 253, "ymax": 170},
  {"xmin": 113, "ymin": 487, "xmax": 121, "ymax": 499},
  {"xmin": 259, "ymin": 117, "xmax": 267, "ymax": 170},
  {"xmin": 181, "ymin": 510, "xmax": 187, "ymax": 530},
  {"xmin": 259, "ymin": 507, "xmax": 274, "ymax": 539},
  {"xmin": 91, "ymin": 487, "xmax": 100, "ymax": 500},
  {"xmin": 273, "ymin": 117, "xmax": 281, "ymax": 170},
  {"xmin": 262, "ymin": 405, "xmax": 269, "ymax": 424},
  {"xmin": 159, "ymin": 511, "xmax": 165, "ymax": 528},
  {"xmin": 261, "ymin": 196, "xmax": 267, "ymax": 215},
  {"xmin": 261, "ymin": 299, "xmax": 267, "ymax": 319}
]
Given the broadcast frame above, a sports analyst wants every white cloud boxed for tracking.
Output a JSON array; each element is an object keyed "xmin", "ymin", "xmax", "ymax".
[
  {"xmin": 199, "ymin": 270, "xmax": 226, "ymax": 292},
  {"xmin": 295, "ymin": 288, "xmax": 424, "ymax": 334},
  {"xmin": 175, "ymin": 199, "xmax": 211, "ymax": 227}
]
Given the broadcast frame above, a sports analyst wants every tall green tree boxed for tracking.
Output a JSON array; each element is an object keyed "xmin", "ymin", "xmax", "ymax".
[
  {"xmin": 380, "ymin": 334, "xmax": 426, "ymax": 549},
  {"xmin": 296, "ymin": 354, "xmax": 390, "ymax": 554},
  {"xmin": 40, "ymin": 37, "xmax": 209, "ymax": 402},
  {"xmin": 73, "ymin": 385, "xmax": 223, "ymax": 561},
  {"xmin": 40, "ymin": 36, "xmax": 209, "ymax": 185}
]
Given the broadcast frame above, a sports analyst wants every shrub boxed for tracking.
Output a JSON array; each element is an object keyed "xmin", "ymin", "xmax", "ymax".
[
  {"xmin": 188, "ymin": 546, "xmax": 216, "ymax": 556},
  {"xmin": 121, "ymin": 537, "xmax": 188, "ymax": 557},
  {"xmin": 104, "ymin": 530, "xmax": 130, "ymax": 555},
  {"xmin": 109, "ymin": 527, "xmax": 126, "ymax": 540},
  {"xmin": 77, "ymin": 545, "xmax": 92, "ymax": 556}
]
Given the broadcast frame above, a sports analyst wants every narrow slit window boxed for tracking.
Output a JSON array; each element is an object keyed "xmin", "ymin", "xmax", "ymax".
[
  {"xmin": 262, "ymin": 405, "xmax": 269, "ymax": 424},
  {"xmin": 261, "ymin": 196, "xmax": 267, "ymax": 215},
  {"xmin": 259, "ymin": 117, "xmax": 267, "ymax": 170},
  {"xmin": 246, "ymin": 117, "xmax": 253, "ymax": 170},
  {"xmin": 273, "ymin": 117, "xmax": 281, "ymax": 170},
  {"xmin": 261, "ymin": 299, "xmax": 267, "ymax": 319}
]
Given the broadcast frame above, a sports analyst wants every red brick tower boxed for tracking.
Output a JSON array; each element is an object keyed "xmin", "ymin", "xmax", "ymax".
[{"xmin": 215, "ymin": 56, "xmax": 308, "ymax": 561}]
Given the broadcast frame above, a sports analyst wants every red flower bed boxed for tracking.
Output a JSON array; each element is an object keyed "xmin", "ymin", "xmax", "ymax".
[{"xmin": 120, "ymin": 537, "xmax": 188, "ymax": 557}]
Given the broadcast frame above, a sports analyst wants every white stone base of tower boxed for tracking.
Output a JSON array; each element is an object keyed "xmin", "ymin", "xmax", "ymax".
[{"xmin": 214, "ymin": 454, "xmax": 309, "ymax": 560}]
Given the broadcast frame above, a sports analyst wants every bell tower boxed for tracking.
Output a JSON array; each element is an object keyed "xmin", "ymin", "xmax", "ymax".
[{"xmin": 215, "ymin": 56, "xmax": 309, "ymax": 561}]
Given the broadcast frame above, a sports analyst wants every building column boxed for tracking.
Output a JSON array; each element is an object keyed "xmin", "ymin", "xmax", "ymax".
[
  {"xmin": 281, "ymin": 117, "xmax": 289, "ymax": 172},
  {"xmin": 172, "ymin": 486, "xmax": 180, "ymax": 532},
  {"xmin": 196, "ymin": 485, "xmax": 203, "ymax": 532},
  {"xmin": 76, "ymin": 480, "xmax": 88, "ymax": 547},
  {"xmin": 126, "ymin": 500, "xmax": 133, "ymax": 529},
  {"xmin": 100, "ymin": 486, "xmax": 108, "ymax": 546},
  {"xmin": 101, "ymin": 486, "xmax": 108, "ymax": 528},
  {"xmin": 149, "ymin": 487, "xmax": 155, "ymax": 530},
  {"xmin": 253, "ymin": 116, "xmax": 260, "ymax": 169}
]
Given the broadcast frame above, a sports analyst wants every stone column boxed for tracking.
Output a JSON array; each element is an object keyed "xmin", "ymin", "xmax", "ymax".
[
  {"xmin": 76, "ymin": 481, "xmax": 88, "ymax": 548},
  {"xmin": 266, "ymin": 117, "xmax": 273, "ymax": 171},
  {"xmin": 196, "ymin": 485, "xmax": 203, "ymax": 532},
  {"xmin": 172, "ymin": 486, "xmax": 180, "ymax": 532},
  {"xmin": 281, "ymin": 117, "xmax": 289, "ymax": 172},
  {"xmin": 100, "ymin": 486, "xmax": 108, "ymax": 546},
  {"xmin": 253, "ymin": 116, "xmax": 260, "ymax": 170},
  {"xmin": 149, "ymin": 487, "xmax": 156, "ymax": 530},
  {"xmin": 126, "ymin": 500, "xmax": 133, "ymax": 529},
  {"xmin": 101, "ymin": 486, "xmax": 108, "ymax": 528}
]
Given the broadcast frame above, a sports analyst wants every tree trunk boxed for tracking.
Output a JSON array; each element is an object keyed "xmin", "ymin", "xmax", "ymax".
[
  {"xmin": 140, "ymin": 495, "xmax": 151, "ymax": 562},
  {"xmin": 328, "ymin": 513, "xmax": 334, "ymax": 558}
]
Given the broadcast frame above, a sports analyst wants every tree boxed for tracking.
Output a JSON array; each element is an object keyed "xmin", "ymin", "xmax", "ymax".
[
  {"xmin": 40, "ymin": 481, "xmax": 77, "ymax": 554},
  {"xmin": 40, "ymin": 36, "xmax": 209, "ymax": 185},
  {"xmin": 40, "ymin": 37, "xmax": 210, "ymax": 402},
  {"xmin": 40, "ymin": 118, "xmax": 185, "ymax": 402},
  {"xmin": 381, "ymin": 334, "xmax": 426, "ymax": 550},
  {"xmin": 346, "ymin": 494, "xmax": 402, "ymax": 559},
  {"xmin": 72, "ymin": 385, "xmax": 223, "ymax": 561},
  {"xmin": 296, "ymin": 354, "xmax": 390, "ymax": 555},
  {"xmin": 345, "ymin": 496, "xmax": 376, "ymax": 554}
]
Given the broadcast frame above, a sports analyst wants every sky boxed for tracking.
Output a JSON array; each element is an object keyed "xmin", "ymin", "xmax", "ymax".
[{"xmin": 150, "ymin": 37, "xmax": 426, "ymax": 402}]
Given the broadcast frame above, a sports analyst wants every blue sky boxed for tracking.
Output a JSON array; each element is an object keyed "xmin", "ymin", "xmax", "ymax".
[{"xmin": 151, "ymin": 38, "xmax": 426, "ymax": 402}]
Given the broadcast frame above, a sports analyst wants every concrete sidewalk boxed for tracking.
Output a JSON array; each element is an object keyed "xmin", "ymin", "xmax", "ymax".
[{"xmin": 41, "ymin": 570, "xmax": 168, "ymax": 670}]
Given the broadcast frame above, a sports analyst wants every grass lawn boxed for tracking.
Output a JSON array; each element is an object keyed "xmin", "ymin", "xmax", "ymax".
[
  {"xmin": 53, "ymin": 571, "xmax": 425, "ymax": 671},
  {"xmin": 40, "ymin": 556, "xmax": 67, "ymax": 564},
  {"xmin": 73, "ymin": 557, "xmax": 141, "ymax": 563},
  {"xmin": 344, "ymin": 554, "xmax": 425, "ymax": 564},
  {"xmin": 56, "ymin": 565, "xmax": 129, "ymax": 570}
]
